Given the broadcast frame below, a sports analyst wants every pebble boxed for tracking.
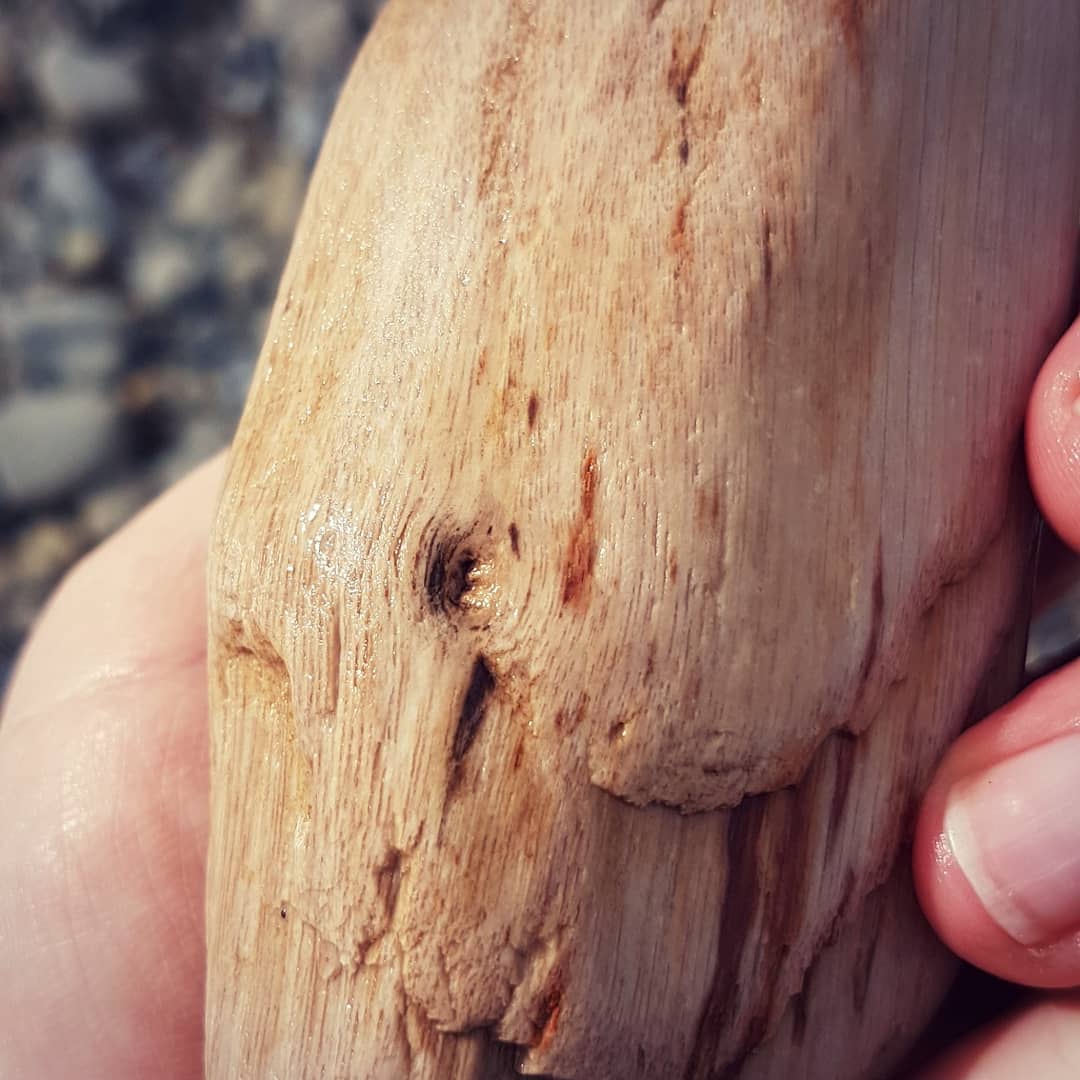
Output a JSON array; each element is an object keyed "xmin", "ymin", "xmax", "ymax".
[
  {"xmin": 0, "ymin": 389, "xmax": 119, "ymax": 509},
  {"xmin": 217, "ymin": 355, "xmax": 259, "ymax": 417},
  {"xmin": 30, "ymin": 37, "xmax": 144, "ymax": 127},
  {"xmin": 279, "ymin": 89, "xmax": 336, "ymax": 167},
  {"xmin": 0, "ymin": 202, "xmax": 47, "ymax": 289},
  {"xmin": 110, "ymin": 131, "xmax": 180, "ymax": 209},
  {"xmin": 214, "ymin": 35, "xmax": 280, "ymax": 120},
  {"xmin": 217, "ymin": 231, "xmax": 272, "ymax": 303},
  {"xmin": 240, "ymin": 152, "xmax": 307, "ymax": 240},
  {"xmin": 279, "ymin": 1, "xmax": 354, "ymax": 76},
  {"xmin": 2, "ymin": 288, "xmax": 127, "ymax": 388},
  {"xmin": 171, "ymin": 137, "xmax": 247, "ymax": 229},
  {"xmin": 126, "ymin": 231, "xmax": 207, "ymax": 311},
  {"xmin": 9, "ymin": 139, "xmax": 118, "ymax": 278}
]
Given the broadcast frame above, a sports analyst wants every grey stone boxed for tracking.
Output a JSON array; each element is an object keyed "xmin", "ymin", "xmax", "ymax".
[
  {"xmin": 239, "ymin": 152, "xmax": 306, "ymax": 240},
  {"xmin": 9, "ymin": 139, "xmax": 119, "ymax": 278},
  {"xmin": 278, "ymin": 1, "xmax": 355, "ymax": 76},
  {"xmin": 217, "ymin": 230, "xmax": 271, "ymax": 302},
  {"xmin": 0, "ymin": 203, "xmax": 46, "ymax": 290},
  {"xmin": 213, "ymin": 35, "xmax": 280, "ymax": 120},
  {"xmin": 0, "ymin": 389, "xmax": 118, "ymax": 508},
  {"xmin": 3, "ymin": 289, "xmax": 127, "ymax": 388},
  {"xmin": 127, "ymin": 231, "xmax": 206, "ymax": 311},
  {"xmin": 110, "ymin": 131, "xmax": 181, "ymax": 209},
  {"xmin": 217, "ymin": 355, "xmax": 257, "ymax": 419},
  {"xmin": 172, "ymin": 137, "xmax": 247, "ymax": 229},
  {"xmin": 279, "ymin": 89, "xmax": 335, "ymax": 167},
  {"xmin": 31, "ymin": 37, "xmax": 145, "ymax": 127}
]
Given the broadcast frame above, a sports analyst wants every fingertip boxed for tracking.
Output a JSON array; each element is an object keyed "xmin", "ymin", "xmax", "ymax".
[
  {"xmin": 915, "ymin": 664, "xmax": 1080, "ymax": 988},
  {"xmin": 1027, "ymin": 317, "xmax": 1080, "ymax": 551}
]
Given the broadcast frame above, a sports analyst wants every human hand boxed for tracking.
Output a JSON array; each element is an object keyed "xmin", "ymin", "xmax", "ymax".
[
  {"xmin": 915, "ymin": 316, "xmax": 1080, "ymax": 1078},
  {"xmin": 0, "ymin": 455, "xmax": 224, "ymax": 1078}
]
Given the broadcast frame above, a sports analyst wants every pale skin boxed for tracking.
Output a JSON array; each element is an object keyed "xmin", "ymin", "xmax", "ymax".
[{"xmin": 3, "ymin": 320, "xmax": 1080, "ymax": 1077}]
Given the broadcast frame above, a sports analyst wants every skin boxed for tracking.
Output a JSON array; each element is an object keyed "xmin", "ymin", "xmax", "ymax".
[{"xmin": 2, "ymin": 321, "xmax": 1080, "ymax": 1077}]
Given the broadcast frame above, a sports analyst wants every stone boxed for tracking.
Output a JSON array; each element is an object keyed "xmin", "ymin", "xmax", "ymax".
[
  {"xmin": 31, "ymin": 37, "xmax": 145, "ymax": 127},
  {"xmin": 279, "ymin": 1, "xmax": 354, "ymax": 76},
  {"xmin": 2, "ymin": 288, "xmax": 127, "ymax": 388},
  {"xmin": 169, "ymin": 309, "xmax": 247, "ymax": 372},
  {"xmin": 0, "ymin": 202, "xmax": 47, "ymax": 289},
  {"xmin": 213, "ymin": 35, "xmax": 279, "ymax": 120},
  {"xmin": 126, "ymin": 231, "xmax": 207, "ymax": 311},
  {"xmin": 278, "ymin": 88, "xmax": 336, "ymax": 167},
  {"xmin": 240, "ymin": 152, "xmax": 306, "ymax": 240},
  {"xmin": 110, "ymin": 131, "xmax": 181, "ymax": 209},
  {"xmin": 0, "ymin": 389, "xmax": 118, "ymax": 509},
  {"xmin": 9, "ymin": 139, "xmax": 119, "ymax": 278},
  {"xmin": 216, "ymin": 355, "xmax": 257, "ymax": 420},
  {"xmin": 217, "ymin": 230, "xmax": 271, "ymax": 302},
  {"xmin": 172, "ymin": 137, "xmax": 247, "ymax": 229}
]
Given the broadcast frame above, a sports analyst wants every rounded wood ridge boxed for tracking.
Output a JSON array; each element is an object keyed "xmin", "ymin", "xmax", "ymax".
[{"xmin": 205, "ymin": 1, "xmax": 1080, "ymax": 1077}]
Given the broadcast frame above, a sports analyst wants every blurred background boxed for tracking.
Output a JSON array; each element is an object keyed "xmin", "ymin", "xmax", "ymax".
[
  {"xmin": 0, "ymin": 0, "xmax": 381, "ymax": 684},
  {"xmin": 0, "ymin": 0, "xmax": 1076, "ymax": 690}
]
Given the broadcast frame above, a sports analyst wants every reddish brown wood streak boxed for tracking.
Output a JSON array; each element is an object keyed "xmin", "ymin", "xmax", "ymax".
[
  {"xmin": 562, "ymin": 450, "xmax": 598, "ymax": 607},
  {"xmin": 532, "ymin": 972, "xmax": 564, "ymax": 1051},
  {"xmin": 668, "ymin": 30, "xmax": 705, "ymax": 107},
  {"xmin": 832, "ymin": 0, "xmax": 867, "ymax": 72}
]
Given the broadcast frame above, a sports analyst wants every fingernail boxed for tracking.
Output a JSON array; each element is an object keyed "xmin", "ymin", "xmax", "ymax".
[{"xmin": 944, "ymin": 732, "xmax": 1080, "ymax": 946}]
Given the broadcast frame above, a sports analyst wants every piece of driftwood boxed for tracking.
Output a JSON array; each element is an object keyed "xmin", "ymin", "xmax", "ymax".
[{"xmin": 205, "ymin": 2, "xmax": 1080, "ymax": 1077}]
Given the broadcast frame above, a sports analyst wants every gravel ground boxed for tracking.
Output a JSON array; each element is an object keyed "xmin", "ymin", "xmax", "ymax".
[
  {"xmin": 0, "ymin": 0, "xmax": 1073, "ymax": 688},
  {"xmin": 0, "ymin": 0, "xmax": 380, "ymax": 684}
]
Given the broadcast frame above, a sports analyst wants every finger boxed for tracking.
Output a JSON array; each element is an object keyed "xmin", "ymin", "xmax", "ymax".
[
  {"xmin": 1027, "ymin": 316, "xmax": 1080, "ymax": 552},
  {"xmin": 0, "ymin": 454, "xmax": 225, "ymax": 1080},
  {"xmin": 915, "ymin": 660, "xmax": 1080, "ymax": 988},
  {"xmin": 918, "ymin": 993, "xmax": 1080, "ymax": 1080}
]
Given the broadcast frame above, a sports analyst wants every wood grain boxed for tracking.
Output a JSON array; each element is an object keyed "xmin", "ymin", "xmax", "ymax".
[{"xmin": 206, "ymin": 2, "xmax": 1080, "ymax": 1076}]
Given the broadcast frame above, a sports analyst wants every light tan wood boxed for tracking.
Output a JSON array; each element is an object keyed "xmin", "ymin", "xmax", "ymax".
[{"xmin": 205, "ymin": 2, "xmax": 1080, "ymax": 1077}]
